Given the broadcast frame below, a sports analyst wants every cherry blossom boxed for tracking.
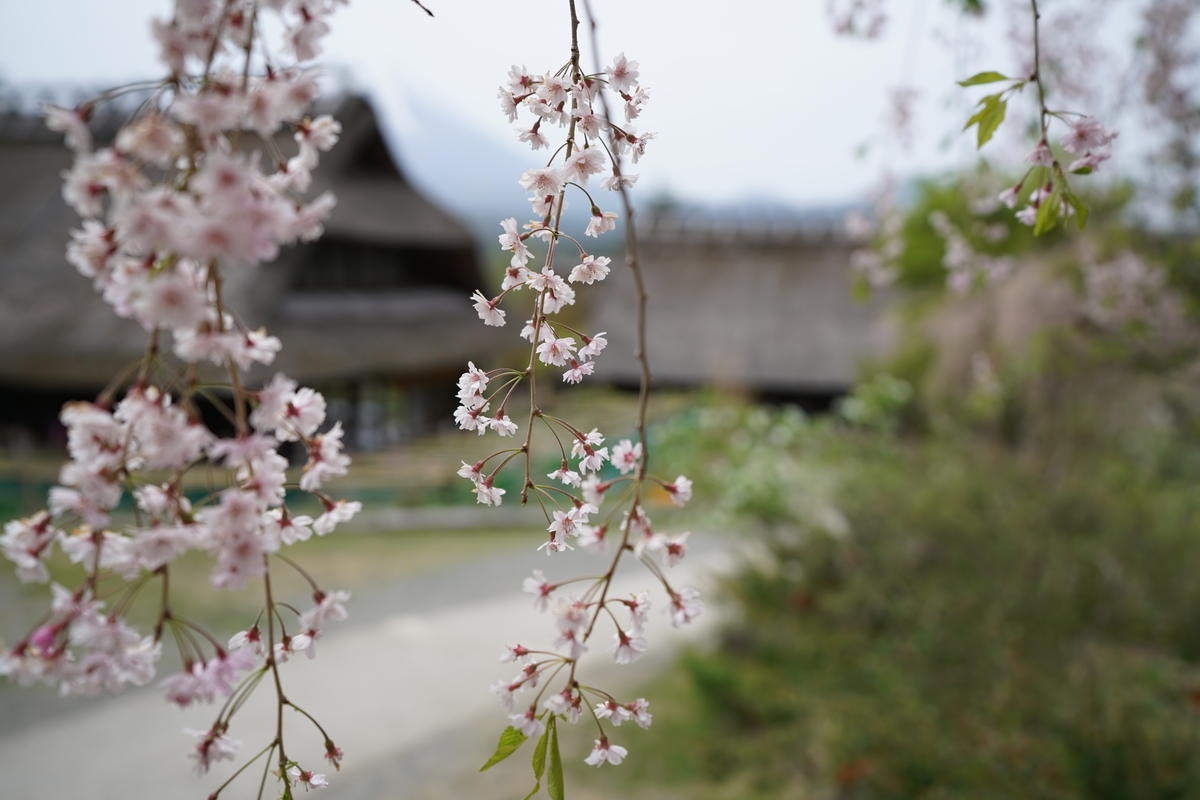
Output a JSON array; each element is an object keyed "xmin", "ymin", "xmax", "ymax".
[
  {"xmin": 584, "ymin": 738, "xmax": 629, "ymax": 767},
  {"xmin": 456, "ymin": 5, "xmax": 697, "ymax": 782}
]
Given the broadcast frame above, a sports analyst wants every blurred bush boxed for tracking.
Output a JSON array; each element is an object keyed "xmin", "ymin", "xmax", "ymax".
[
  {"xmin": 621, "ymin": 172, "xmax": 1200, "ymax": 797},
  {"xmin": 629, "ymin": 403, "xmax": 1200, "ymax": 799}
]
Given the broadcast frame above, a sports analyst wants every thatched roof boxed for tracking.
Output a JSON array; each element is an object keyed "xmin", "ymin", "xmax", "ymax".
[
  {"xmin": 588, "ymin": 215, "xmax": 894, "ymax": 393},
  {"xmin": 0, "ymin": 92, "xmax": 490, "ymax": 390}
]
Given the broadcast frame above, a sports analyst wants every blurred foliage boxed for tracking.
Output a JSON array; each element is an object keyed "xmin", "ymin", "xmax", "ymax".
[
  {"xmin": 876, "ymin": 171, "xmax": 1135, "ymax": 295},
  {"xmin": 609, "ymin": 171, "xmax": 1200, "ymax": 798},
  {"xmin": 855, "ymin": 174, "xmax": 1198, "ymax": 446},
  {"xmin": 617, "ymin": 402, "xmax": 1200, "ymax": 799}
]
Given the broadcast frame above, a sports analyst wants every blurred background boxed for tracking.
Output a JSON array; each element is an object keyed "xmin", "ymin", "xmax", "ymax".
[{"xmin": 1, "ymin": 0, "xmax": 1199, "ymax": 798}]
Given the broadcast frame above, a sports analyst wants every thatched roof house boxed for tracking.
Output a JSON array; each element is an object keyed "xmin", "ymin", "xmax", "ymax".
[
  {"xmin": 0, "ymin": 93, "xmax": 491, "ymax": 445},
  {"xmin": 590, "ymin": 214, "xmax": 894, "ymax": 400}
]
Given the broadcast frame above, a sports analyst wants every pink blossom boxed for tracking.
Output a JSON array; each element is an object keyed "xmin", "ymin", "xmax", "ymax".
[
  {"xmin": 611, "ymin": 439, "xmax": 642, "ymax": 475},
  {"xmin": 278, "ymin": 387, "xmax": 327, "ymax": 441},
  {"xmin": 584, "ymin": 737, "xmax": 629, "ymax": 767},
  {"xmin": 301, "ymin": 422, "xmax": 352, "ymax": 491},
  {"xmin": 665, "ymin": 475, "xmax": 693, "ymax": 507},
  {"xmin": 299, "ymin": 590, "xmax": 351, "ymax": 633},
  {"xmin": 1025, "ymin": 139, "xmax": 1054, "ymax": 167},
  {"xmin": 518, "ymin": 125, "xmax": 549, "ymax": 150},
  {"xmin": 500, "ymin": 644, "xmax": 531, "ymax": 663},
  {"xmin": 471, "ymin": 290, "xmax": 507, "ymax": 327},
  {"xmin": 585, "ymin": 209, "xmax": 618, "ymax": 238},
  {"xmin": 607, "ymin": 53, "xmax": 640, "ymax": 92},
  {"xmin": 1060, "ymin": 117, "xmax": 1118, "ymax": 155},
  {"xmin": 537, "ymin": 336, "xmax": 578, "ymax": 367},
  {"xmin": 490, "ymin": 678, "xmax": 523, "ymax": 711},
  {"xmin": 537, "ymin": 532, "xmax": 574, "ymax": 554},
  {"xmin": 228, "ymin": 625, "xmax": 263, "ymax": 654},
  {"xmin": 287, "ymin": 765, "xmax": 330, "ymax": 791},
  {"xmin": 670, "ymin": 587, "xmax": 704, "ymax": 627},
  {"xmin": 563, "ymin": 147, "xmax": 606, "ymax": 184},
  {"xmin": 562, "ymin": 360, "xmax": 595, "ymax": 384},
  {"xmin": 544, "ymin": 687, "xmax": 583, "ymax": 722},
  {"xmin": 510, "ymin": 706, "xmax": 546, "ymax": 737},
  {"xmin": 43, "ymin": 104, "xmax": 92, "ymax": 154},
  {"xmin": 624, "ymin": 592, "xmax": 651, "ymax": 633},
  {"xmin": 1069, "ymin": 149, "xmax": 1112, "ymax": 173},
  {"xmin": 1015, "ymin": 205, "xmax": 1039, "ymax": 226},
  {"xmin": 602, "ymin": 172, "xmax": 639, "ymax": 191},
  {"xmin": 497, "ymin": 217, "xmax": 532, "ymax": 267},
  {"xmin": 518, "ymin": 167, "xmax": 565, "ymax": 198},
  {"xmin": 488, "ymin": 412, "xmax": 519, "ymax": 437},
  {"xmin": 569, "ymin": 255, "xmax": 611, "ymax": 284},
  {"xmin": 629, "ymin": 697, "xmax": 653, "ymax": 729},
  {"xmin": 473, "ymin": 480, "xmax": 506, "ymax": 507},
  {"xmin": 506, "ymin": 64, "xmax": 536, "ymax": 94},
  {"xmin": 613, "ymin": 629, "xmax": 647, "ymax": 664},
  {"xmin": 186, "ymin": 727, "xmax": 239, "ymax": 774},
  {"xmin": 595, "ymin": 700, "xmax": 633, "ymax": 726},
  {"xmin": 664, "ymin": 531, "xmax": 691, "ymax": 567},
  {"xmin": 313, "ymin": 500, "xmax": 361, "ymax": 536},
  {"xmin": 547, "ymin": 462, "xmax": 581, "ymax": 487}
]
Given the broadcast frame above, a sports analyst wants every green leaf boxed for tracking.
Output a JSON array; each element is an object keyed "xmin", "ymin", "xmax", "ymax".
[
  {"xmin": 963, "ymin": 94, "xmax": 1007, "ymax": 149},
  {"xmin": 1065, "ymin": 191, "xmax": 1089, "ymax": 230},
  {"xmin": 962, "ymin": 95, "xmax": 996, "ymax": 129},
  {"xmin": 479, "ymin": 726, "xmax": 528, "ymax": 772},
  {"xmin": 520, "ymin": 725, "xmax": 551, "ymax": 800},
  {"xmin": 958, "ymin": 71, "xmax": 1011, "ymax": 87},
  {"xmin": 1071, "ymin": 165, "xmax": 1093, "ymax": 175},
  {"xmin": 1033, "ymin": 189, "xmax": 1063, "ymax": 236},
  {"xmin": 532, "ymin": 726, "xmax": 549, "ymax": 779},
  {"xmin": 547, "ymin": 717, "xmax": 565, "ymax": 800}
]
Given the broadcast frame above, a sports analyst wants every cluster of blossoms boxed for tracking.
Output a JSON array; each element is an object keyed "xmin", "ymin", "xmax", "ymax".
[
  {"xmin": 847, "ymin": 187, "xmax": 1015, "ymax": 294},
  {"xmin": 960, "ymin": 1, "xmax": 1118, "ymax": 234},
  {"xmin": 3, "ymin": 1, "xmax": 357, "ymax": 794},
  {"xmin": 926, "ymin": 209, "xmax": 1014, "ymax": 293},
  {"xmin": 461, "ymin": 3, "xmax": 702, "ymax": 781},
  {"xmin": 846, "ymin": 204, "xmax": 902, "ymax": 290},
  {"xmin": 995, "ymin": 113, "xmax": 1118, "ymax": 229},
  {"xmin": 1079, "ymin": 250, "xmax": 1193, "ymax": 351}
]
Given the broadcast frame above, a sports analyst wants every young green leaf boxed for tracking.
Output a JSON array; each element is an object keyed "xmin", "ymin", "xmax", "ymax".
[
  {"xmin": 958, "ymin": 71, "xmax": 1011, "ymax": 87},
  {"xmin": 520, "ymin": 725, "xmax": 551, "ymax": 800},
  {"xmin": 1065, "ymin": 191, "xmax": 1089, "ymax": 230},
  {"xmin": 547, "ymin": 717, "xmax": 565, "ymax": 800},
  {"xmin": 532, "ymin": 726, "xmax": 549, "ymax": 780},
  {"xmin": 479, "ymin": 726, "xmax": 528, "ymax": 772},
  {"xmin": 1033, "ymin": 189, "xmax": 1063, "ymax": 236},
  {"xmin": 963, "ymin": 94, "xmax": 1008, "ymax": 149}
]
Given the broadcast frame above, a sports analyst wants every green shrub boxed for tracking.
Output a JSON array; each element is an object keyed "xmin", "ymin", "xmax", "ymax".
[{"xmin": 624, "ymin": 407, "xmax": 1200, "ymax": 799}]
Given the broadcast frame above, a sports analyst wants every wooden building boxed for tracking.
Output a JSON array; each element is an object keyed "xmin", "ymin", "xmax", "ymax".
[
  {"xmin": 0, "ymin": 94, "xmax": 493, "ymax": 449},
  {"xmin": 589, "ymin": 213, "xmax": 894, "ymax": 404}
]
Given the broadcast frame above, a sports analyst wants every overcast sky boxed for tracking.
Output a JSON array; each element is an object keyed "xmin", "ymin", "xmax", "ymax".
[{"xmin": 0, "ymin": 1, "xmax": 1039, "ymax": 210}]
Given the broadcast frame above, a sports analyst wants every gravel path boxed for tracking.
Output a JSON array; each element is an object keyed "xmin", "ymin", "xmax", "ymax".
[{"xmin": 0, "ymin": 533, "xmax": 731, "ymax": 799}]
